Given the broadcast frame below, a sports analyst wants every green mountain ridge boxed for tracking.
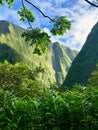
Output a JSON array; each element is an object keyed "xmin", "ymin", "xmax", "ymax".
[
  {"xmin": 63, "ymin": 22, "xmax": 98, "ymax": 87},
  {"xmin": 0, "ymin": 20, "xmax": 78, "ymax": 86},
  {"xmin": 52, "ymin": 42, "xmax": 78, "ymax": 86}
]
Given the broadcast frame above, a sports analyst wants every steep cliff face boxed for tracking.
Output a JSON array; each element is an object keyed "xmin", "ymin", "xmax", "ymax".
[
  {"xmin": 0, "ymin": 20, "xmax": 78, "ymax": 86},
  {"xmin": 52, "ymin": 42, "xmax": 78, "ymax": 86},
  {"xmin": 63, "ymin": 22, "xmax": 98, "ymax": 87}
]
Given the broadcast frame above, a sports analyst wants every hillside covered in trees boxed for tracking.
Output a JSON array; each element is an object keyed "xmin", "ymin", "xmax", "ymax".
[
  {"xmin": 0, "ymin": 20, "xmax": 98, "ymax": 130},
  {"xmin": 0, "ymin": 60, "xmax": 98, "ymax": 130},
  {"xmin": 63, "ymin": 22, "xmax": 98, "ymax": 87},
  {"xmin": 0, "ymin": 20, "xmax": 78, "ymax": 86},
  {"xmin": 0, "ymin": 0, "xmax": 98, "ymax": 129}
]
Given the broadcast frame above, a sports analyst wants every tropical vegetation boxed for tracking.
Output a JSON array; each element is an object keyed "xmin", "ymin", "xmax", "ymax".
[
  {"xmin": 63, "ymin": 21, "xmax": 98, "ymax": 87},
  {"xmin": 0, "ymin": 0, "xmax": 98, "ymax": 129},
  {"xmin": 0, "ymin": 61, "xmax": 98, "ymax": 130},
  {"xmin": 0, "ymin": 20, "xmax": 78, "ymax": 87}
]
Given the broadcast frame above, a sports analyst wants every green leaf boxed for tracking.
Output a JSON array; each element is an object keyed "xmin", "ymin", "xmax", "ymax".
[
  {"xmin": 18, "ymin": 7, "xmax": 35, "ymax": 23},
  {"xmin": 22, "ymin": 28, "xmax": 51, "ymax": 55},
  {"xmin": 51, "ymin": 16, "xmax": 71, "ymax": 35},
  {"xmin": 0, "ymin": 0, "xmax": 4, "ymax": 5}
]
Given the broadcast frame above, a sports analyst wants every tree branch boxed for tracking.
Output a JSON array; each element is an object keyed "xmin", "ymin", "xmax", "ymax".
[
  {"xmin": 24, "ymin": 0, "xmax": 55, "ymax": 22},
  {"xmin": 21, "ymin": 0, "xmax": 33, "ymax": 30},
  {"xmin": 84, "ymin": 0, "xmax": 98, "ymax": 8}
]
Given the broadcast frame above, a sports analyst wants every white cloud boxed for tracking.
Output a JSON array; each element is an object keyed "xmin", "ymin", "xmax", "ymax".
[
  {"xmin": 35, "ymin": 0, "xmax": 98, "ymax": 50},
  {"xmin": 0, "ymin": 5, "xmax": 28, "ymax": 28},
  {"xmin": 0, "ymin": 7, "xmax": 18, "ymax": 20},
  {"xmin": 63, "ymin": 0, "xmax": 98, "ymax": 50}
]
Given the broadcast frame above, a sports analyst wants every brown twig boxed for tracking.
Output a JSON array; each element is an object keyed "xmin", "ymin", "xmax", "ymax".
[
  {"xmin": 84, "ymin": 0, "xmax": 98, "ymax": 8},
  {"xmin": 24, "ymin": 0, "xmax": 55, "ymax": 22},
  {"xmin": 21, "ymin": 0, "xmax": 33, "ymax": 30}
]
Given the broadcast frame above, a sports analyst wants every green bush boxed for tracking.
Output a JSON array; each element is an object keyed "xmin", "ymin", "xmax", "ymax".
[
  {"xmin": 0, "ymin": 61, "xmax": 43, "ymax": 97},
  {"xmin": 0, "ymin": 61, "xmax": 98, "ymax": 129},
  {"xmin": 0, "ymin": 85, "xmax": 98, "ymax": 130}
]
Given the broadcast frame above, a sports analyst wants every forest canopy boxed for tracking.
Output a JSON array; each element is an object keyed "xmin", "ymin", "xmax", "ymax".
[{"xmin": 0, "ymin": 61, "xmax": 98, "ymax": 129}]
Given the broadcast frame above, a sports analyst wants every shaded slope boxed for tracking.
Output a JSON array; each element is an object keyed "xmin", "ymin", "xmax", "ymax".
[
  {"xmin": 63, "ymin": 22, "xmax": 98, "ymax": 87},
  {"xmin": 52, "ymin": 42, "xmax": 72, "ymax": 86},
  {"xmin": 0, "ymin": 20, "xmax": 78, "ymax": 86},
  {"xmin": 0, "ymin": 43, "xmax": 21, "ymax": 63},
  {"xmin": 0, "ymin": 20, "xmax": 10, "ymax": 34}
]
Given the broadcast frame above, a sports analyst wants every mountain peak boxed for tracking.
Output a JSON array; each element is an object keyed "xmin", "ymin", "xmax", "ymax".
[
  {"xmin": 0, "ymin": 20, "xmax": 10, "ymax": 23},
  {"xmin": 63, "ymin": 21, "xmax": 98, "ymax": 87},
  {"xmin": 0, "ymin": 20, "xmax": 78, "ymax": 86},
  {"xmin": 0, "ymin": 20, "xmax": 10, "ymax": 34},
  {"xmin": 0, "ymin": 20, "xmax": 25, "ymax": 35}
]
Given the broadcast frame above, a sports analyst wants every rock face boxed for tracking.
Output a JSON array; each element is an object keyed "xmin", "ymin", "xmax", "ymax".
[
  {"xmin": 52, "ymin": 42, "xmax": 78, "ymax": 86},
  {"xmin": 63, "ymin": 22, "xmax": 98, "ymax": 87},
  {"xmin": 0, "ymin": 20, "xmax": 78, "ymax": 86}
]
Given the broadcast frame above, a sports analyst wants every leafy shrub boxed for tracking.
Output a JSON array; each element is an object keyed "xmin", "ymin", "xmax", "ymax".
[
  {"xmin": 0, "ymin": 85, "xmax": 98, "ymax": 130},
  {"xmin": 0, "ymin": 62, "xmax": 98, "ymax": 129},
  {"xmin": 0, "ymin": 61, "xmax": 43, "ymax": 97}
]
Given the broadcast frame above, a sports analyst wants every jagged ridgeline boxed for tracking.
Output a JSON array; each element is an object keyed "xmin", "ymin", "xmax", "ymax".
[
  {"xmin": 63, "ymin": 22, "xmax": 98, "ymax": 87},
  {"xmin": 0, "ymin": 20, "xmax": 78, "ymax": 86}
]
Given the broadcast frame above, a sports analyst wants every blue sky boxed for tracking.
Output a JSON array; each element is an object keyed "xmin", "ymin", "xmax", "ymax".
[{"xmin": 0, "ymin": 0, "xmax": 98, "ymax": 50}]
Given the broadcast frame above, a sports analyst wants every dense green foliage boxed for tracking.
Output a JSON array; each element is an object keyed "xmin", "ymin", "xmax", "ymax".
[
  {"xmin": 0, "ymin": 0, "xmax": 98, "ymax": 130},
  {"xmin": 0, "ymin": 60, "xmax": 98, "ymax": 130},
  {"xmin": 0, "ymin": 61, "xmax": 44, "ymax": 97},
  {"xmin": 0, "ymin": 1, "xmax": 98, "ymax": 129},
  {"xmin": 0, "ymin": 21, "xmax": 78, "ymax": 86},
  {"xmin": 22, "ymin": 28, "xmax": 51, "ymax": 55},
  {"xmin": 0, "ymin": 85, "xmax": 98, "ymax": 129},
  {"xmin": 63, "ymin": 22, "xmax": 98, "ymax": 87}
]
